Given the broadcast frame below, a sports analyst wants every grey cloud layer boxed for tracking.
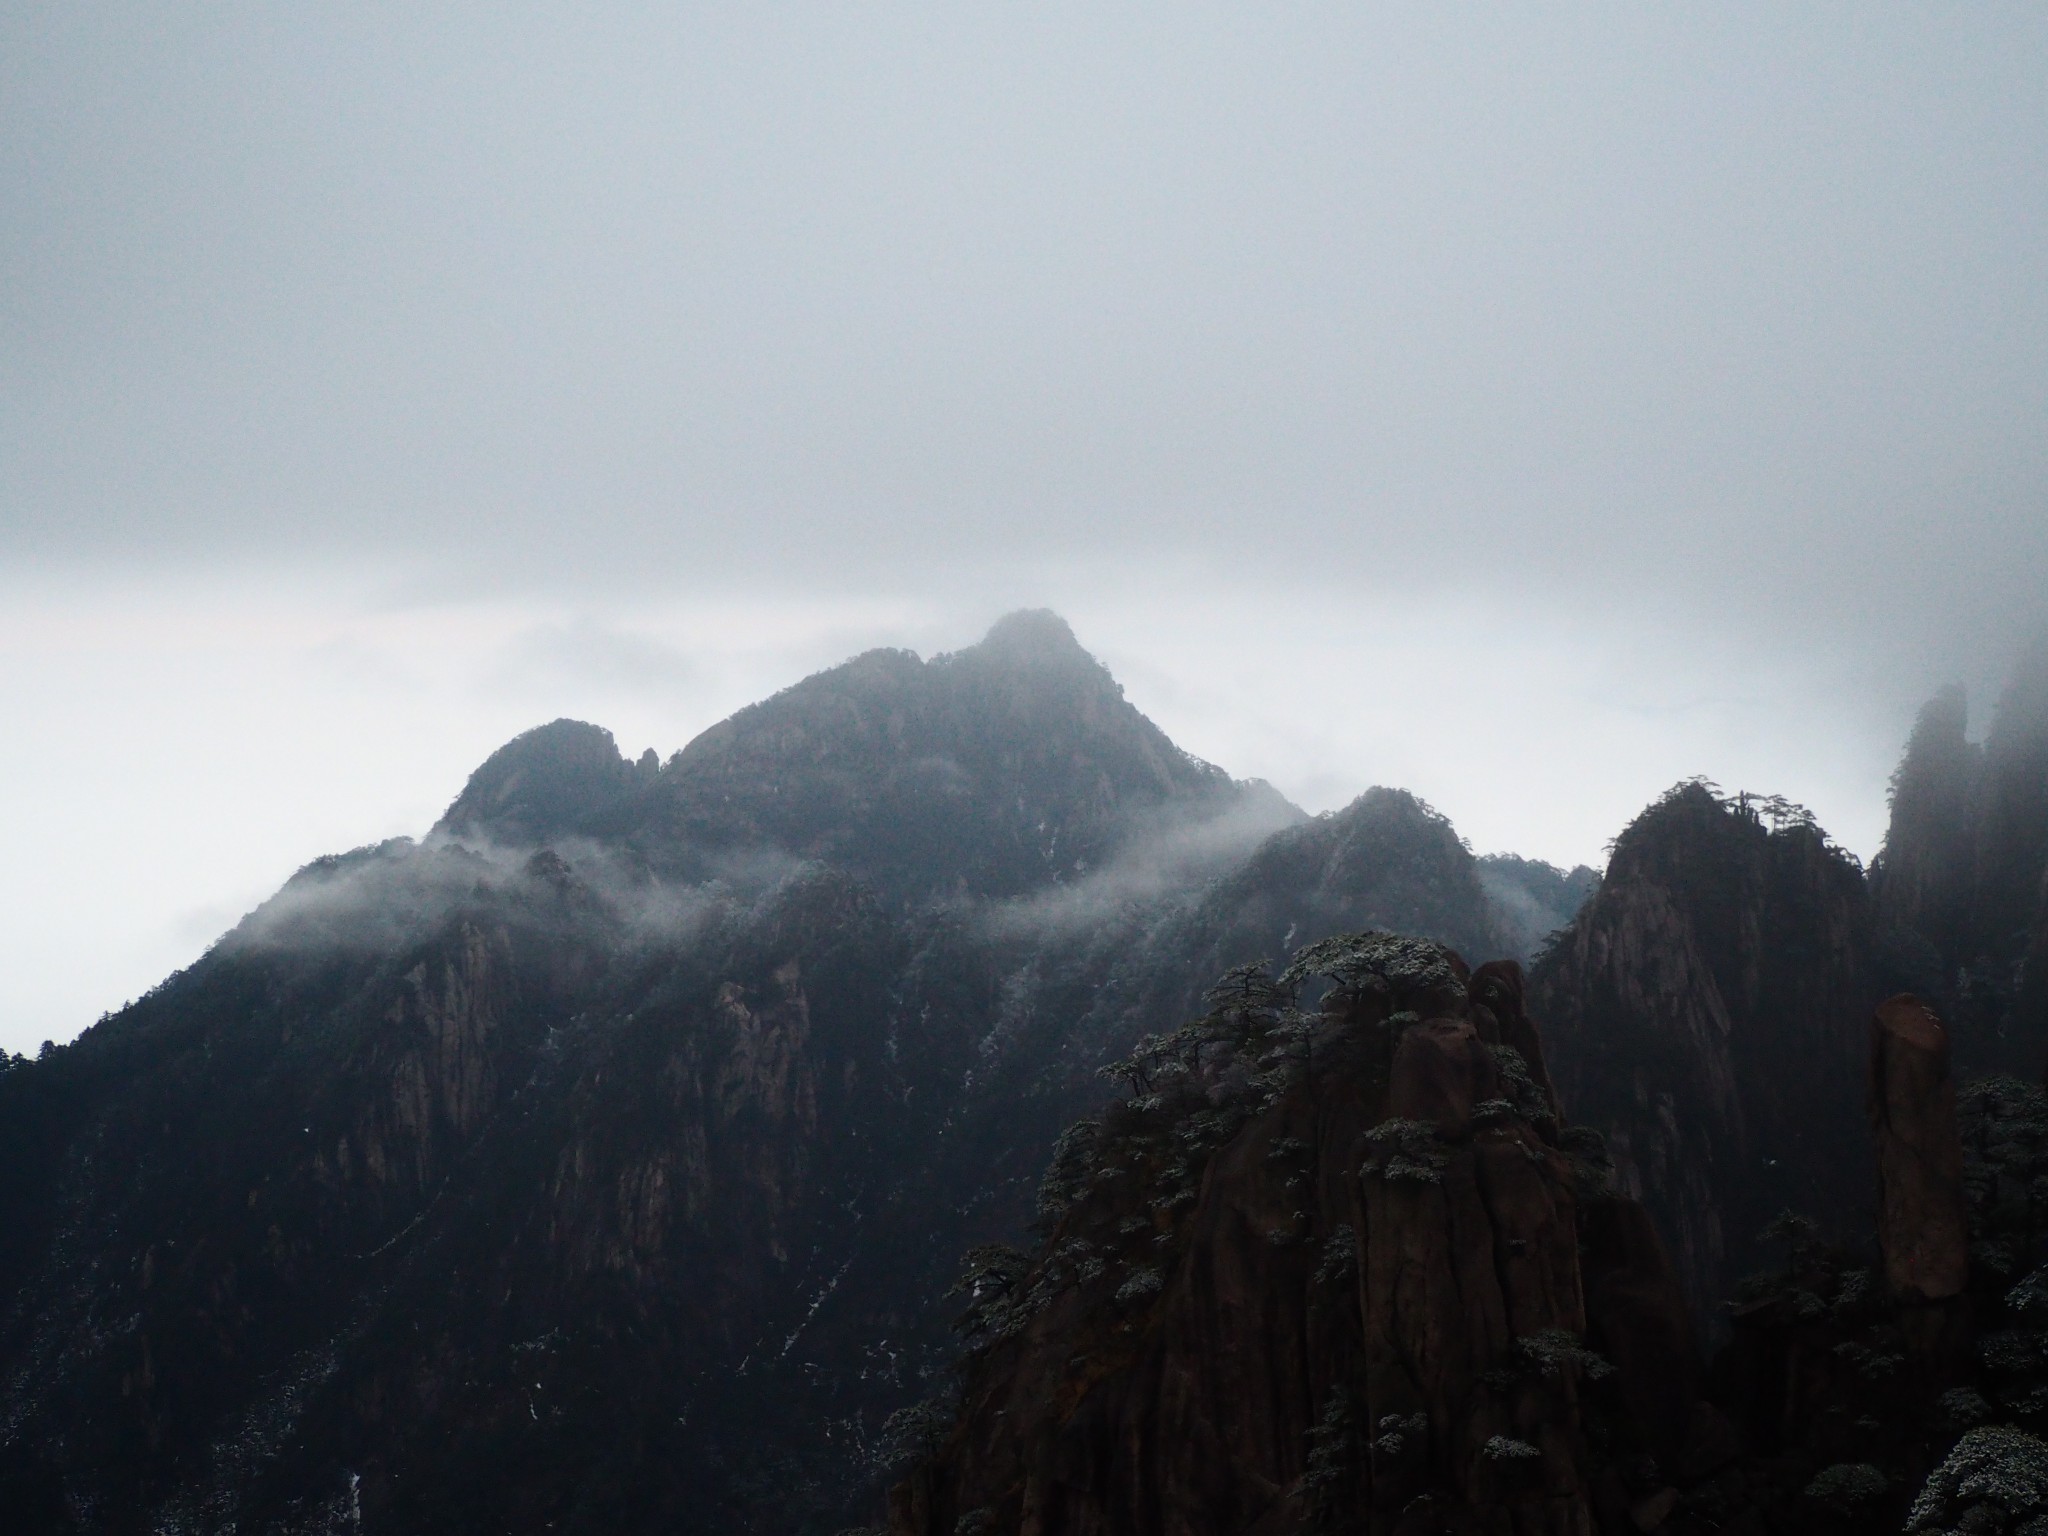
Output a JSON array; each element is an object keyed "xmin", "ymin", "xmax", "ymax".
[{"xmin": 3, "ymin": 4, "xmax": 2043, "ymax": 673}]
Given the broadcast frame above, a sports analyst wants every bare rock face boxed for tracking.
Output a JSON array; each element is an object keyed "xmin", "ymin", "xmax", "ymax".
[
  {"xmin": 1471, "ymin": 960, "xmax": 1558, "ymax": 1115},
  {"xmin": 1531, "ymin": 782, "xmax": 1878, "ymax": 1324},
  {"xmin": 1868, "ymin": 994, "xmax": 1969, "ymax": 1301},
  {"xmin": 1575, "ymin": 1198, "xmax": 1700, "ymax": 1473},
  {"xmin": 892, "ymin": 936, "xmax": 1707, "ymax": 1536}
]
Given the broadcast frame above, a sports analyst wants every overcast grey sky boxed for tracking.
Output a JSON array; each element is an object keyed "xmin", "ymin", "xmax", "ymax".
[{"xmin": 3, "ymin": 4, "xmax": 2045, "ymax": 1051}]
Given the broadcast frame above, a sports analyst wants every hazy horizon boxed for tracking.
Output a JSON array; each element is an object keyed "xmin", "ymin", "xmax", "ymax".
[
  {"xmin": 0, "ymin": 587, "xmax": 2010, "ymax": 1056},
  {"xmin": 5, "ymin": 4, "xmax": 2044, "ymax": 1052}
]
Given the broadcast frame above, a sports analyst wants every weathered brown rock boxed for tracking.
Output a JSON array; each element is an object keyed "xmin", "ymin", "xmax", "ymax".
[
  {"xmin": 1471, "ymin": 959, "xmax": 1559, "ymax": 1115},
  {"xmin": 893, "ymin": 945, "xmax": 1710, "ymax": 1536},
  {"xmin": 1577, "ymin": 1198, "xmax": 1700, "ymax": 1469},
  {"xmin": 1387, "ymin": 1016, "xmax": 1498, "ymax": 1136},
  {"xmin": 1868, "ymin": 993, "xmax": 1968, "ymax": 1300}
]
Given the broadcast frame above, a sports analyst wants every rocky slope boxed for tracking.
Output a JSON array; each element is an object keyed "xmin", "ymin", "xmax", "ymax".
[
  {"xmin": 889, "ymin": 933, "xmax": 1725, "ymax": 1536},
  {"xmin": 0, "ymin": 614, "xmax": 1573, "ymax": 1536}
]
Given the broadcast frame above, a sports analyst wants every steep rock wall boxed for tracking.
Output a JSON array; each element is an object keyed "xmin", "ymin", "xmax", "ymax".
[
  {"xmin": 894, "ymin": 938, "xmax": 1709, "ymax": 1536},
  {"xmin": 1531, "ymin": 783, "xmax": 1880, "ymax": 1323}
]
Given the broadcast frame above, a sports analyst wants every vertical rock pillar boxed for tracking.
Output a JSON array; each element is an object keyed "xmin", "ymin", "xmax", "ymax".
[{"xmin": 1868, "ymin": 994, "xmax": 1969, "ymax": 1301}]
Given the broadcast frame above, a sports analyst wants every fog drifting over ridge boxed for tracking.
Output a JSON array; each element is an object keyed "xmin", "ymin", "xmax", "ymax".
[
  {"xmin": 2, "ymin": 5, "xmax": 2044, "ymax": 1050},
  {"xmin": 0, "ymin": 576, "xmax": 1972, "ymax": 1056}
]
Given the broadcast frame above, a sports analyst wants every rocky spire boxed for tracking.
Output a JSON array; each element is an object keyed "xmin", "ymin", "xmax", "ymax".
[
  {"xmin": 1868, "ymin": 993, "xmax": 1969, "ymax": 1301},
  {"xmin": 1874, "ymin": 683, "xmax": 1978, "ymax": 961}
]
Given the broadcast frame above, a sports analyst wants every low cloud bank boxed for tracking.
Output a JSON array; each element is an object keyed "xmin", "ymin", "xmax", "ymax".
[
  {"xmin": 218, "ymin": 831, "xmax": 760, "ymax": 960},
  {"xmin": 982, "ymin": 788, "xmax": 1302, "ymax": 945}
]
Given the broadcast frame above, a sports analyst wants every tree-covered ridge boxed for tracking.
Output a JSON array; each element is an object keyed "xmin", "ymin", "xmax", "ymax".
[
  {"xmin": 0, "ymin": 619, "xmax": 1555, "ymax": 1535},
  {"xmin": 433, "ymin": 611, "xmax": 1298, "ymax": 904}
]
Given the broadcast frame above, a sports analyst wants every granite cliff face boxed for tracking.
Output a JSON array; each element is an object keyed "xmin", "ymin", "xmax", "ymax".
[
  {"xmin": 1530, "ymin": 782, "xmax": 1881, "ymax": 1323},
  {"xmin": 890, "ymin": 935, "xmax": 1720, "ymax": 1536},
  {"xmin": 888, "ymin": 972, "xmax": 2048, "ymax": 1536},
  {"xmin": 0, "ymin": 615, "xmax": 1574, "ymax": 1535},
  {"xmin": 1512, "ymin": 644, "xmax": 2048, "ymax": 1330}
]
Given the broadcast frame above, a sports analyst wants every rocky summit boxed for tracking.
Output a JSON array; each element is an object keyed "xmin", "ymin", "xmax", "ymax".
[{"xmin": 6, "ymin": 616, "xmax": 2048, "ymax": 1536}]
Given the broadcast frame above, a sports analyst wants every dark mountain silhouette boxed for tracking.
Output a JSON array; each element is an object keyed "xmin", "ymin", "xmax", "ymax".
[
  {"xmin": 1531, "ymin": 782, "xmax": 1880, "ymax": 1325},
  {"xmin": 13, "ymin": 616, "xmax": 2044, "ymax": 1535},
  {"xmin": 1873, "ymin": 639, "xmax": 2048, "ymax": 1075},
  {"xmin": 631, "ymin": 610, "xmax": 1256, "ymax": 900},
  {"xmin": 437, "ymin": 610, "xmax": 1274, "ymax": 903},
  {"xmin": 0, "ymin": 615, "xmax": 1561, "ymax": 1536},
  {"xmin": 434, "ymin": 719, "xmax": 659, "ymax": 846}
]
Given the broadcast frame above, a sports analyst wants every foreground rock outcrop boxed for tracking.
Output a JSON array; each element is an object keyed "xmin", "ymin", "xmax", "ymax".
[
  {"xmin": 891, "ymin": 935, "xmax": 1718, "ymax": 1536},
  {"xmin": 895, "ymin": 981, "xmax": 2048, "ymax": 1536}
]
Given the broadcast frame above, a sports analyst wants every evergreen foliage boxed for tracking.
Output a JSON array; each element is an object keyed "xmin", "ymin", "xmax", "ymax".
[
  {"xmin": 1805, "ymin": 1462, "xmax": 1888, "ymax": 1514},
  {"xmin": 1294, "ymin": 1386, "xmax": 1363, "ymax": 1532},
  {"xmin": 1907, "ymin": 1426, "xmax": 2048, "ymax": 1535}
]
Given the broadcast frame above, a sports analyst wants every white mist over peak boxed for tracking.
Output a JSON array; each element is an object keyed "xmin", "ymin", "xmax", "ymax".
[{"xmin": 3, "ymin": 5, "xmax": 2043, "ymax": 1048}]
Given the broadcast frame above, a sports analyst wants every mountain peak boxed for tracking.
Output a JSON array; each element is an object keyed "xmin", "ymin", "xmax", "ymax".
[
  {"xmin": 970, "ymin": 608, "xmax": 1085, "ymax": 660},
  {"xmin": 432, "ymin": 718, "xmax": 652, "ymax": 845},
  {"xmin": 636, "ymin": 611, "xmax": 1247, "ymax": 897}
]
